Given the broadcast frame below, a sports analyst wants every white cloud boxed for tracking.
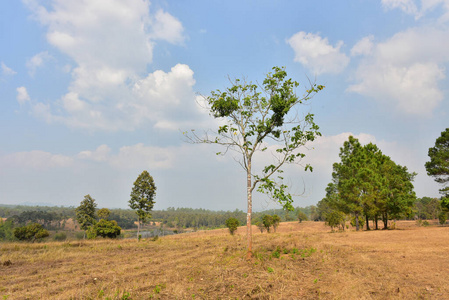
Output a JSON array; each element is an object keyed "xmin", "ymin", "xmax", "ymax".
[
  {"xmin": 351, "ymin": 35, "xmax": 374, "ymax": 56},
  {"xmin": 1, "ymin": 143, "xmax": 175, "ymax": 172},
  {"xmin": 26, "ymin": 51, "xmax": 52, "ymax": 76},
  {"xmin": 381, "ymin": 0, "xmax": 419, "ymax": 16},
  {"xmin": 348, "ymin": 27, "xmax": 449, "ymax": 116},
  {"xmin": 23, "ymin": 0, "xmax": 191, "ymax": 131},
  {"xmin": 0, "ymin": 150, "xmax": 73, "ymax": 170},
  {"xmin": 382, "ymin": 0, "xmax": 449, "ymax": 22},
  {"xmin": 110, "ymin": 144, "xmax": 175, "ymax": 169},
  {"xmin": 1, "ymin": 62, "xmax": 16, "ymax": 76},
  {"xmin": 287, "ymin": 31, "xmax": 350, "ymax": 75},
  {"xmin": 150, "ymin": 9, "xmax": 185, "ymax": 44},
  {"xmin": 16, "ymin": 86, "xmax": 31, "ymax": 105},
  {"xmin": 421, "ymin": 0, "xmax": 449, "ymax": 22},
  {"xmin": 77, "ymin": 144, "xmax": 111, "ymax": 162}
]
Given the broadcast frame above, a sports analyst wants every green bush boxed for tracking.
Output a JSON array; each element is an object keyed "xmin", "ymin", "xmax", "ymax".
[
  {"xmin": 255, "ymin": 221, "xmax": 264, "ymax": 233},
  {"xmin": 95, "ymin": 219, "xmax": 122, "ymax": 238},
  {"xmin": 13, "ymin": 223, "xmax": 49, "ymax": 242},
  {"xmin": 272, "ymin": 215, "xmax": 281, "ymax": 232},
  {"xmin": 87, "ymin": 219, "xmax": 122, "ymax": 239},
  {"xmin": 325, "ymin": 211, "xmax": 346, "ymax": 231},
  {"xmin": 0, "ymin": 219, "xmax": 15, "ymax": 241},
  {"xmin": 298, "ymin": 211, "xmax": 308, "ymax": 223},
  {"xmin": 225, "ymin": 217, "xmax": 240, "ymax": 235},
  {"xmin": 262, "ymin": 215, "xmax": 273, "ymax": 233},
  {"xmin": 439, "ymin": 212, "xmax": 447, "ymax": 225},
  {"xmin": 86, "ymin": 226, "xmax": 97, "ymax": 239},
  {"xmin": 53, "ymin": 232, "xmax": 67, "ymax": 241}
]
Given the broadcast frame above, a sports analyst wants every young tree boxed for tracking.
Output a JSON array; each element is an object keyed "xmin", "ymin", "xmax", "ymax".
[
  {"xmin": 186, "ymin": 66, "xmax": 323, "ymax": 258},
  {"xmin": 331, "ymin": 136, "xmax": 366, "ymax": 231},
  {"xmin": 325, "ymin": 211, "xmax": 346, "ymax": 231},
  {"xmin": 425, "ymin": 128, "xmax": 449, "ymax": 209},
  {"xmin": 255, "ymin": 221, "xmax": 265, "ymax": 233},
  {"xmin": 225, "ymin": 217, "xmax": 240, "ymax": 235},
  {"xmin": 129, "ymin": 170, "xmax": 157, "ymax": 240},
  {"xmin": 272, "ymin": 214, "xmax": 281, "ymax": 232},
  {"xmin": 297, "ymin": 210, "xmax": 308, "ymax": 223},
  {"xmin": 262, "ymin": 215, "xmax": 273, "ymax": 233},
  {"xmin": 75, "ymin": 195, "xmax": 97, "ymax": 235}
]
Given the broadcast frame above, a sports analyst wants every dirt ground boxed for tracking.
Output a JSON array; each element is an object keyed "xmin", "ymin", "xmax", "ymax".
[{"xmin": 1, "ymin": 221, "xmax": 448, "ymax": 299}]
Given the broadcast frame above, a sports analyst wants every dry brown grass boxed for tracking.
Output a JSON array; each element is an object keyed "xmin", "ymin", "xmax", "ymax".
[{"xmin": 1, "ymin": 221, "xmax": 449, "ymax": 299}]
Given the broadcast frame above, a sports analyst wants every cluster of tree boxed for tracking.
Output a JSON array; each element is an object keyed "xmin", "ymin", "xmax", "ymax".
[
  {"xmin": 13, "ymin": 223, "xmax": 49, "ymax": 242},
  {"xmin": 253, "ymin": 207, "xmax": 313, "ymax": 222},
  {"xmin": 318, "ymin": 136, "xmax": 416, "ymax": 231},
  {"xmin": 0, "ymin": 205, "xmax": 76, "ymax": 220},
  {"xmin": 6, "ymin": 210, "xmax": 68, "ymax": 230},
  {"xmin": 75, "ymin": 195, "xmax": 122, "ymax": 239},
  {"xmin": 152, "ymin": 208, "xmax": 247, "ymax": 230},
  {"xmin": 415, "ymin": 197, "xmax": 446, "ymax": 220},
  {"xmin": 254, "ymin": 214, "xmax": 281, "ymax": 233}
]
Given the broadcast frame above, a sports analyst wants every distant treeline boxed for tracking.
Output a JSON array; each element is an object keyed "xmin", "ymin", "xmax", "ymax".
[{"xmin": 0, "ymin": 197, "xmax": 441, "ymax": 237}]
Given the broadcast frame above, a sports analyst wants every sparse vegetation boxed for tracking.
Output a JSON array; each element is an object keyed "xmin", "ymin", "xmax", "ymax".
[{"xmin": 1, "ymin": 221, "xmax": 448, "ymax": 299}]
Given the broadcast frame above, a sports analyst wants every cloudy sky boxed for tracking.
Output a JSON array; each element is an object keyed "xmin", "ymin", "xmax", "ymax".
[{"xmin": 0, "ymin": 0, "xmax": 447, "ymax": 211}]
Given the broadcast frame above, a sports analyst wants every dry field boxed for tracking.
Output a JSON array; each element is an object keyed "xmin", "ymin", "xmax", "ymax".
[{"xmin": 1, "ymin": 221, "xmax": 449, "ymax": 299}]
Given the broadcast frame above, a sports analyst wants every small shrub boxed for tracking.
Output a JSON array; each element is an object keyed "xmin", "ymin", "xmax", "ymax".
[
  {"xmin": 53, "ymin": 232, "xmax": 67, "ymax": 241},
  {"xmin": 255, "ymin": 222, "xmax": 265, "ymax": 233},
  {"xmin": 298, "ymin": 210, "xmax": 308, "ymax": 223},
  {"xmin": 225, "ymin": 217, "xmax": 240, "ymax": 235},
  {"xmin": 272, "ymin": 215, "xmax": 281, "ymax": 232},
  {"xmin": 86, "ymin": 226, "xmax": 97, "ymax": 239},
  {"xmin": 262, "ymin": 215, "xmax": 273, "ymax": 233},
  {"xmin": 267, "ymin": 267, "xmax": 274, "ymax": 273},
  {"xmin": 325, "ymin": 211, "xmax": 346, "ymax": 231},
  {"xmin": 438, "ymin": 212, "xmax": 447, "ymax": 225},
  {"xmin": 422, "ymin": 220, "xmax": 430, "ymax": 226},
  {"xmin": 271, "ymin": 247, "xmax": 281, "ymax": 259},
  {"xmin": 94, "ymin": 219, "xmax": 122, "ymax": 238},
  {"xmin": 13, "ymin": 223, "xmax": 49, "ymax": 242}
]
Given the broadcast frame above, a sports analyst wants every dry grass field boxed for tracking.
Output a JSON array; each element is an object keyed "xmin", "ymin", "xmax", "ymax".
[{"xmin": 1, "ymin": 221, "xmax": 449, "ymax": 299}]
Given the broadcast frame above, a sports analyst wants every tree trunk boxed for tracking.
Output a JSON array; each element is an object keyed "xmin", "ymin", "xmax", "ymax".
[
  {"xmin": 355, "ymin": 212, "xmax": 360, "ymax": 231},
  {"xmin": 375, "ymin": 215, "xmax": 378, "ymax": 230},
  {"xmin": 246, "ymin": 159, "xmax": 253, "ymax": 260},
  {"xmin": 137, "ymin": 219, "xmax": 140, "ymax": 240},
  {"xmin": 383, "ymin": 212, "xmax": 388, "ymax": 229},
  {"xmin": 365, "ymin": 214, "xmax": 370, "ymax": 230}
]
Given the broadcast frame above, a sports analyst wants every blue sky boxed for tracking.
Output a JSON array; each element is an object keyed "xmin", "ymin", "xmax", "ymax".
[{"xmin": 0, "ymin": 0, "xmax": 448, "ymax": 210}]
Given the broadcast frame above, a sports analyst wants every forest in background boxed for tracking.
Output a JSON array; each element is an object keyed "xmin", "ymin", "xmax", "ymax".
[{"xmin": 0, "ymin": 195, "xmax": 445, "ymax": 242}]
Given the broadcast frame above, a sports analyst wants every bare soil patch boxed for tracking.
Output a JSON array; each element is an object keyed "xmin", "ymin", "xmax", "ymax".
[{"xmin": 1, "ymin": 221, "xmax": 448, "ymax": 299}]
